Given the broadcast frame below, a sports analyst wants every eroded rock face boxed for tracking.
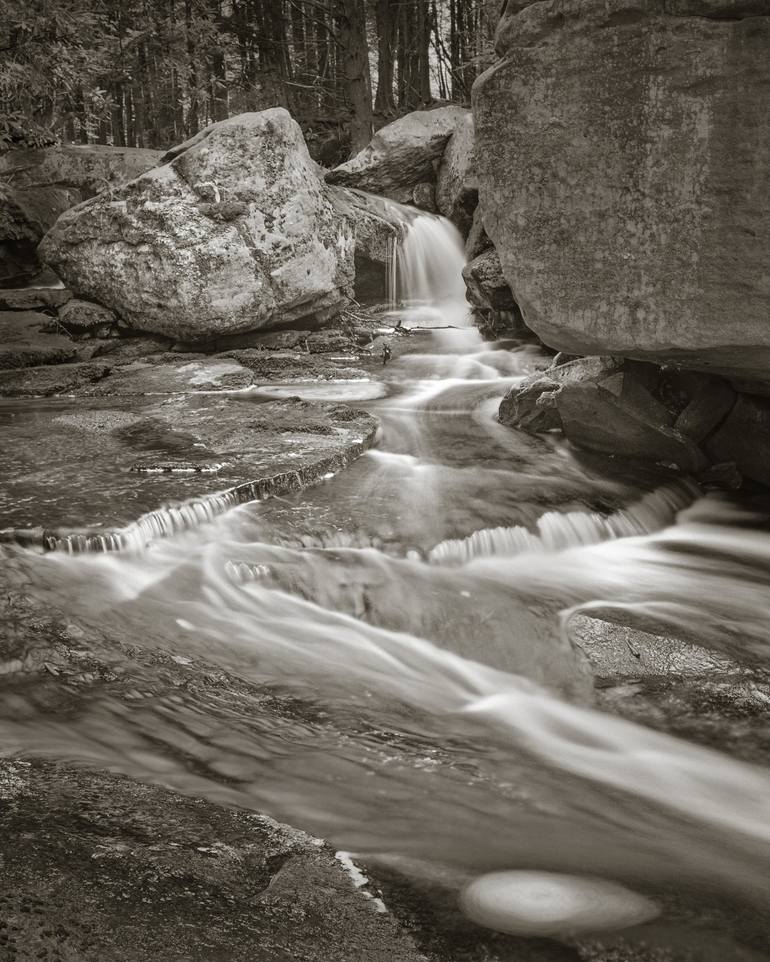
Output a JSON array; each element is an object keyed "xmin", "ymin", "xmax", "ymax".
[
  {"xmin": 326, "ymin": 106, "xmax": 470, "ymax": 205},
  {"xmin": 40, "ymin": 110, "xmax": 355, "ymax": 341},
  {"xmin": 474, "ymin": 0, "xmax": 770, "ymax": 377},
  {"xmin": 436, "ymin": 112, "xmax": 477, "ymax": 234},
  {"xmin": 463, "ymin": 248, "xmax": 517, "ymax": 314}
]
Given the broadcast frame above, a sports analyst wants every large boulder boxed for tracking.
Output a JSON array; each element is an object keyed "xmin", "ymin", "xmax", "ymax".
[
  {"xmin": 326, "ymin": 106, "xmax": 470, "ymax": 205},
  {"xmin": 436, "ymin": 112, "xmax": 478, "ymax": 234},
  {"xmin": 474, "ymin": 0, "xmax": 770, "ymax": 378},
  {"xmin": 0, "ymin": 144, "xmax": 163, "ymax": 236},
  {"xmin": 39, "ymin": 110, "xmax": 355, "ymax": 341}
]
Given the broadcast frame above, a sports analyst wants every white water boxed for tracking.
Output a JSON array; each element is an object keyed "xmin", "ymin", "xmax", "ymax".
[
  {"xmin": 3, "ymin": 207, "xmax": 770, "ymax": 948},
  {"xmin": 386, "ymin": 207, "xmax": 468, "ymax": 328}
]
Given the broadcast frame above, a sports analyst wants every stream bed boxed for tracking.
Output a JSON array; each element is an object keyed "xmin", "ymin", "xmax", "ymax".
[{"xmin": 2, "ymin": 311, "xmax": 770, "ymax": 959}]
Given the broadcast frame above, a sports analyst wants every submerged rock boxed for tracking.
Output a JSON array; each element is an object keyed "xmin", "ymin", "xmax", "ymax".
[
  {"xmin": 40, "ymin": 110, "xmax": 355, "ymax": 341},
  {"xmin": 326, "ymin": 106, "xmax": 470, "ymax": 205},
  {"xmin": 474, "ymin": 0, "xmax": 770, "ymax": 378}
]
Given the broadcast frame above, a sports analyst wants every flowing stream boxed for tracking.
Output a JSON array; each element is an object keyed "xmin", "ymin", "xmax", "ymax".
[{"xmin": 2, "ymin": 209, "xmax": 770, "ymax": 953}]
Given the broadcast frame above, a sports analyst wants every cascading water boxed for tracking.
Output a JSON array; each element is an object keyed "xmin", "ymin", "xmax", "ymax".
[
  {"xmin": 382, "ymin": 203, "xmax": 470, "ymax": 329},
  {"xmin": 3, "ymin": 198, "xmax": 770, "ymax": 952}
]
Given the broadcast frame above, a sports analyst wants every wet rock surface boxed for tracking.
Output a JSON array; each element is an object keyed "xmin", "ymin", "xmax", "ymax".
[
  {"xmin": 571, "ymin": 615, "xmax": 770, "ymax": 767},
  {"xmin": 0, "ymin": 759, "xmax": 424, "ymax": 962},
  {"xmin": 0, "ymin": 391, "xmax": 377, "ymax": 542}
]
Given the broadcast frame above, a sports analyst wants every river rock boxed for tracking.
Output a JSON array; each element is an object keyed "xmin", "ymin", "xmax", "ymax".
[
  {"xmin": 39, "ymin": 110, "xmax": 355, "ymax": 341},
  {"xmin": 0, "ymin": 143, "xmax": 163, "ymax": 235},
  {"xmin": 0, "ymin": 310, "xmax": 77, "ymax": 368},
  {"xmin": 557, "ymin": 377, "xmax": 707, "ymax": 472},
  {"xmin": 501, "ymin": 357, "xmax": 713, "ymax": 472},
  {"xmin": 326, "ymin": 106, "xmax": 470, "ymax": 204},
  {"xmin": 463, "ymin": 248, "xmax": 517, "ymax": 313},
  {"xmin": 436, "ymin": 112, "xmax": 477, "ymax": 235},
  {"xmin": 569, "ymin": 615, "xmax": 739, "ymax": 680},
  {"xmin": 474, "ymin": 0, "xmax": 770, "ymax": 378},
  {"xmin": 500, "ymin": 356, "xmax": 620, "ymax": 431},
  {"xmin": 58, "ymin": 297, "xmax": 118, "ymax": 335},
  {"xmin": 499, "ymin": 375, "xmax": 563, "ymax": 432},
  {"xmin": 705, "ymin": 393, "xmax": 770, "ymax": 486},
  {"xmin": 673, "ymin": 373, "xmax": 735, "ymax": 443}
]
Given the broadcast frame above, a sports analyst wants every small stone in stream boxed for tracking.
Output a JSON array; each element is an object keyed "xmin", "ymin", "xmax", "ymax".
[
  {"xmin": 498, "ymin": 375, "xmax": 562, "ymax": 433},
  {"xmin": 131, "ymin": 458, "xmax": 226, "ymax": 474},
  {"xmin": 462, "ymin": 248, "xmax": 518, "ymax": 314},
  {"xmin": 697, "ymin": 461, "xmax": 742, "ymax": 491},
  {"xmin": 57, "ymin": 297, "xmax": 118, "ymax": 334},
  {"xmin": 460, "ymin": 871, "xmax": 660, "ymax": 937},
  {"xmin": 412, "ymin": 181, "xmax": 437, "ymax": 212}
]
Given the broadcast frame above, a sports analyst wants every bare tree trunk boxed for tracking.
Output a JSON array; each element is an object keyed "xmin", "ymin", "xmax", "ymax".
[
  {"xmin": 184, "ymin": 0, "xmax": 200, "ymax": 134},
  {"xmin": 416, "ymin": 0, "xmax": 431, "ymax": 104},
  {"xmin": 374, "ymin": 0, "xmax": 397, "ymax": 116},
  {"xmin": 335, "ymin": 0, "xmax": 373, "ymax": 153}
]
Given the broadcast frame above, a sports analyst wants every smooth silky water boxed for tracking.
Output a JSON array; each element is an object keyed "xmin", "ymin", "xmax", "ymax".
[{"xmin": 2, "ymin": 209, "xmax": 770, "ymax": 954}]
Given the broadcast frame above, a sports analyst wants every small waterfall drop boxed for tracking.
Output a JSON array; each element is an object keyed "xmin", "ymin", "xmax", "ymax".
[
  {"xmin": 380, "ymin": 202, "xmax": 469, "ymax": 325},
  {"xmin": 395, "ymin": 212, "xmax": 467, "ymax": 308}
]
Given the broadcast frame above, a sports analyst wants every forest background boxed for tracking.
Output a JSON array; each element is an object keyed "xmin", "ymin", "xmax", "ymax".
[{"xmin": 0, "ymin": 0, "xmax": 499, "ymax": 164}]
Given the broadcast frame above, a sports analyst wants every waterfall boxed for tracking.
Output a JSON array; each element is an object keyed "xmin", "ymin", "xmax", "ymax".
[
  {"xmin": 428, "ymin": 482, "xmax": 697, "ymax": 565},
  {"xmin": 379, "ymin": 201, "xmax": 468, "ymax": 322},
  {"xmin": 394, "ymin": 212, "xmax": 467, "ymax": 308}
]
